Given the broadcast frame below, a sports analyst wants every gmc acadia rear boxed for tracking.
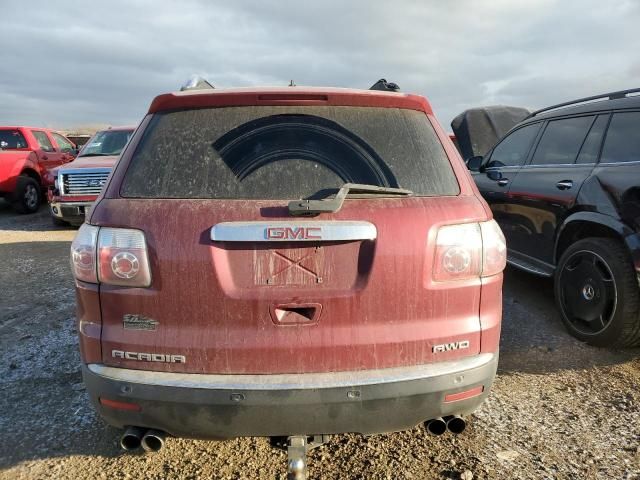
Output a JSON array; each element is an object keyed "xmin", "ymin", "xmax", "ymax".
[{"xmin": 70, "ymin": 81, "xmax": 506, "ymax": 476}]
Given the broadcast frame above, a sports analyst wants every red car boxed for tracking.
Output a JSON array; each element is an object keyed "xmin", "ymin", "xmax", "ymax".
[
  {"xmin": 71, "ymin": 82, "xmax": 505, "ymax": 476},
  {"xmin": 49, "ymin": 126, "xmax": 135, "ymax": 226},
  {"xmin": 0, "ymin": 126, "xmax": 76, "ymax": 213}
]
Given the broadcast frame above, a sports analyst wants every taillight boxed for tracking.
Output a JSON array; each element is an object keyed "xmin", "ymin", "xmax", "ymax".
[
  {"xmin": 480, "ymin": 220, "xmax": 507, "ymax": 277},
  {"xmin": 433, "ymin": 223, "xmax": 482, "ymax": 281},
  {"xmin": 70, "ymin": 224, "xmax": 99, "ymax": 283},
  {"xmin": 98, "ymin": 228, "xmax": 151, "ymax": 287},
  {"xmin": 433, "ymin": 220, "xmax": 506, "ymax": 282},
  {"xmin": 70, "ymin": 225, "xmax": 151, "ymax": 287}
]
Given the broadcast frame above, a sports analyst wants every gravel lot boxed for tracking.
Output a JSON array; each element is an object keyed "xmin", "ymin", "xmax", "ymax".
[{"xmin": 1, "ymin": 202, "xmax": 639, "ymax": 480}]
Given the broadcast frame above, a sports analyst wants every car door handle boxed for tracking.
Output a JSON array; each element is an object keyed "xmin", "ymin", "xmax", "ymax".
[
  {"xmin": 556, "ymin": 180, "xmax": 573, "ymax": 190},
  {"xmin": 497, "ymin": 179, "xmax": 510, "ymax": 186}
]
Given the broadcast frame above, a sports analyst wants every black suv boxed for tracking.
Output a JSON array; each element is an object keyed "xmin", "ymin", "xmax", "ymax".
[{"xmin": 466, "ymin": 89, "xmax": 640, "ymax": 347}]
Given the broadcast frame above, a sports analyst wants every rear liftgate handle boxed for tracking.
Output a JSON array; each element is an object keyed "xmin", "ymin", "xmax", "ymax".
[{"xmin": 270, "ymin": 303, "xmax": 322, "ymax": 325}]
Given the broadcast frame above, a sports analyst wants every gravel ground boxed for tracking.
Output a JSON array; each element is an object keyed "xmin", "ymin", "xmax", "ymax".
[{"xmin": 1, "ymin": 202, "xmax": 639, "ymax": 480}]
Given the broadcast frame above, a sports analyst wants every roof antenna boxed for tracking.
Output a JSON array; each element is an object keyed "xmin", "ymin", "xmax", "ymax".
[
  {"xmin": 180, "ymin": 75, "xmax": 215, "ymax": 91},
  {"xmin": 289, "ymin": 80, "xmax": 296, "ymax": 87},
  {"xmin": 369, "ymin": 79, "xmax": 400, "ymax": 92}
]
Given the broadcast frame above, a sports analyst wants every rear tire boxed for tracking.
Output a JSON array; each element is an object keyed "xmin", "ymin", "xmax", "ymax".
[
  {"xmin": 554, "ymin": 238, "xmax": 640, "ymax": 347},
  {"xmin": 11, "ymin": 176, "xmax": 41, "ymax": 214}
]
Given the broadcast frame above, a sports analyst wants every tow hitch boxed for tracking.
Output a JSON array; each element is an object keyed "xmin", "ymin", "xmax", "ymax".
[{"xmin": 272, "ymin": 435, "xmax": 330, "ymax": 479}]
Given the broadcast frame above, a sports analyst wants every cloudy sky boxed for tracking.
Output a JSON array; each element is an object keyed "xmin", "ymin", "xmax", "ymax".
[{"xmin": 1, "ymin": 0, "xmax": 638, "ymax": 131}]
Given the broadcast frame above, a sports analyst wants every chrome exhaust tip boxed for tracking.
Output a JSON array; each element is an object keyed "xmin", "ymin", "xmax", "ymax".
[
  {"xmin": 120, "ymin": 426, "xmax": 145, "ymax": 451},
  {"xmin": 426, "ymin": 417, "xmax": 447, "ymax": 436},
  {"xmin": 141, "ymin": 429, "xmax": 166, "ymax": 452},
  {"xmin": 446, "ymin": 415, "xmax": 466, "ymax": 434}
]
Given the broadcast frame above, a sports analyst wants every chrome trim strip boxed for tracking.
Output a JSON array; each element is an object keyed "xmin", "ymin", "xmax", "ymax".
[
  {"xmin": 50, "ymin": 201, "xmax": 92, "ymax": 208},
  {"xmin": 486, "ymin": 163, "xmax": 596, "ymax": 170},
  {"xmin": 58, "ymin": 167, "xmax": 112, "ymax": 175},
  {"xmin": 521, "ymin": 163, "xmax": 596, "ymax": 168},
  {"xmin": 88, "ymin": 353, "xmax": 494, "ymax": 390},
  {"xmin": 489, "ymin": 160, "xmax": 640, "ymax": 169},
  {"xmin": 597, "ymin": 160, "xmax": 640, "ymax": 166},
  {"xmin": 211, "ymin": 221, "xmax": 377, "ymax": 242}
]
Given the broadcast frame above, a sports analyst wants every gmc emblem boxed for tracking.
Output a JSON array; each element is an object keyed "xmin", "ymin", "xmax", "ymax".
[
  {"xmin": 432, "ymin": 340, "xmax": 470, "ymax": 353},
  {"xmin": 265, "ymin": 227, "xmax": 322, "ymax": 240}
]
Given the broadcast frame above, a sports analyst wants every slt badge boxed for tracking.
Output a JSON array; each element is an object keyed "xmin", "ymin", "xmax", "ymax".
[{"xmin": 123, "ymin": 314, "xmax": 159, "ymax": 331}]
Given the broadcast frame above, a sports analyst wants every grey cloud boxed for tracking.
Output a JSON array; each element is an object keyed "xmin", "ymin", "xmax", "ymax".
[{"xmin": 1, "ymin": 0, "xmax": 639, "ymax": 130}]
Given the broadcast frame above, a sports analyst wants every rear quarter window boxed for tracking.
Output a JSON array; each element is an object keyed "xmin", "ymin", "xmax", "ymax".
[
  {"xmin": 600, "ymin": 111, "xmax": 640, "ymax": 164},
  {"xmin": 121, "ymin": 106, "xmax": 459, "ymax": 199},
  {"xmin": 0, "ymin": 129, "xmax": 28, "ymax": 149}
]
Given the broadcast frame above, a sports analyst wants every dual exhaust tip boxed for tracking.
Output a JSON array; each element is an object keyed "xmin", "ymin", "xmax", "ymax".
[
  {"xmin": 121, "ymin": 417, "xmax": 463, "ymax": 451},
  {"xmin": 425, "ymin": 415, "xmax": 466, "ymax": 436},
  {"xmin": 120, "ymin": 426, "xmax": 166, "ymax": 452}
]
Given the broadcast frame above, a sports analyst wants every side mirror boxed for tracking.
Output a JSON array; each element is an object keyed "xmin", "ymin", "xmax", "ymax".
[{"xmin": 466, "ymin": 155, "xmax": 483, "ymax": 172}]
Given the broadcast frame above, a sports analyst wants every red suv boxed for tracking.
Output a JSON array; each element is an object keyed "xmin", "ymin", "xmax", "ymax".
[{"xmin": 71, "ymin": 83, "xmax": 505, "ymax": 475}]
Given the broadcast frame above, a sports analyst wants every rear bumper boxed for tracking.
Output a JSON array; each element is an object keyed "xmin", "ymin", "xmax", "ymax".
[
  {"xmin": 50, "ymin": 201, "xmax": 92, "ymax": 224},
  {"xmin": 82, "ymin": 352, "xmax": 498, "ymax": 438}
]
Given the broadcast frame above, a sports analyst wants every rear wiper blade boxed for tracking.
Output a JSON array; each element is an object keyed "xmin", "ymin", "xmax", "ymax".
[{"xmin": 288, "ymin": 183, "xmax": 413, "ymax": 216}]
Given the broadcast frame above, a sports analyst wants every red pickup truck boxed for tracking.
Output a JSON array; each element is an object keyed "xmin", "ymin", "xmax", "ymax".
[
  {"xmin": 0, "ymin": 127, "xmax": 76, "ymax": 213},
  {"xmin": 49, "ymin": 126, "xmax": 135, "ymax": 226}
]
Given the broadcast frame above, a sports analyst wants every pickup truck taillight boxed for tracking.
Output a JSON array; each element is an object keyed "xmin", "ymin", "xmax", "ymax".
[
  {"xmin": 432, "ymin": 220, "xmax": 506, "ymax": 282},
  {"xmin": 71, "ymin": 224, "xmax": 151, "ymax": 287}
]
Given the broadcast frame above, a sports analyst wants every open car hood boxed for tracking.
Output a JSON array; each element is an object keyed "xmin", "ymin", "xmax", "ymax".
[{"xmin": 451, "ymin": 106, "xmax": 530, "ymax": 160}]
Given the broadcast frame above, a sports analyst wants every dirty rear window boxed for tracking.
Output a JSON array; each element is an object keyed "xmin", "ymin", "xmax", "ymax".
[{"xmin": 121, "ymin": 106, "xmax": 459, "ymax": 199}]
